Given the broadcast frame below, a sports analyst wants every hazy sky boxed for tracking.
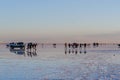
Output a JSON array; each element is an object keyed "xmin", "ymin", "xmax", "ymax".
[{"xmin": 0, "ymin": 0, "xmax": 120, "ymax": 42}]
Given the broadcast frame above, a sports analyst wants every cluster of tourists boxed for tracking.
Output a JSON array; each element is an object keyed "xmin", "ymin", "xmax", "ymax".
[
  {"xmin": 27, "ymin": 43, "xmax": 37, "ymax": 51},
  {"xmin": 64, "ymin": 43, "xmax": 90, "ymax": 54}
]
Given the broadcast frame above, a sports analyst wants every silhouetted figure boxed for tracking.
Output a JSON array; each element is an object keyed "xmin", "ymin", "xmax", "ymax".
[
  {"xmin": 53, "ymin": 43, "xmax": 56, "ymax": 48},
  {"xmin": 64, "ymin": 43, "xmax": 67, "ymax": 54},
  {"xmin": 79, "ymin": 43, "xmax": 82, "ymax": 53},
  {"xmin": 72, "ymin": 43, "xmax": 78, "ymax": 49},
  {"xmin": 71, "ymin": 43, "xmax": 78, "ymax": 54},
  {"xmin": 83, "ymin": 43, "xmax": 87, "ymax": 48},
  {"xmin": 93, "ymin": 42, "xmax": 96, "ymax": 47},
  {"xmin": 33, "ymin": 43, "xmax": 37, "ymax": 49},
  {"xmin": 65, "ymin": 43, "xmax": 67, "ymax": 48},
  {"xmin": 96, "ymin": 43, "xmax": 99, "ymax": 47},
  {"xmin": 27, "ymin": 43, "xmax": 37, "ymax": 52},
  {"xmin": 93, "ymin": 42, "xmax": 99, "ymax": 48},
  {"xmin": 27, "ymin": 43, "xmax": 32, "ymax": 51},
  {"xmin": 118, "ymin": 44, "xmax": 120, "ymax": 48},
  {"xmin": 83, "ymin": 43, "xmax": 87, "ymax": 54},
  {"xmin": 68, "ymin": 43, "xmax": 71, "ymax": 48},
  {"xmin": 79, "ymin": 43, "xmax": 82, "ymax": 48}
]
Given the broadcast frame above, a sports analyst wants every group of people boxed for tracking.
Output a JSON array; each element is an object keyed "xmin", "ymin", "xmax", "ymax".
[
  {"xmin": 8, "ymin": 42, "xmax": 101, "ymax": 55},
  {"xmin": 26, "ymin": 42, "xmax": 38, "ymax": 57},
  {"xmin": 27, "ymin": 43, "xmax": 37, "ymax": 50},
  {"xmin": 65, "ymin": 43, "xmax": 90, "ymax": 49},
  {"xmin": 64, "ymin": 42, "xmax": 100, "ymax": 54},
  {"xmin": 64, "ymin": 43, "xmax": 89, "ymax": 54}
]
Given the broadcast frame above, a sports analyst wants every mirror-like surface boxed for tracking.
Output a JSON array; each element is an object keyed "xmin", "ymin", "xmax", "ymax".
[{"xmin": 0, "ymin": 44, "xmax": 120, "ymax": 80}]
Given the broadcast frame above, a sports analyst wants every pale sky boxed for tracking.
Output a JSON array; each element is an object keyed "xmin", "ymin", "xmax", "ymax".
[{"xmin": 0, "ymin": 0, "xmax": 120, "ymax": 43}]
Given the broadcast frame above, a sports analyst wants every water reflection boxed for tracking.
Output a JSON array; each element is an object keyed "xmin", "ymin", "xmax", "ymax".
[
  {"xmin": 6, "ymin": 42, "xmax": 119, "ymax": 57},
  {"xmin": 9, "ymin": 48, "xmax": 37, "ymax": 57},
  {"xmin": 64, "ymin": 43, "xmax": 88, "ymax": 54},
  {"xmin": 10, "ymin": 48, "xmax": 25, "ymax": 55},
  {"xmin": 26, "ymin": 49, "xmax": 37, "ymax": 57},
  {"xmin": 64, "ymin": 42, "xmax": 120, "ymax": 54}
]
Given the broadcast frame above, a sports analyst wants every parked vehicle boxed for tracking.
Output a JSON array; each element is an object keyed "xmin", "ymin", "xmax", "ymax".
[{"xmin": 7, "ymin": 42, "xmax": 25, "ymax": 49}]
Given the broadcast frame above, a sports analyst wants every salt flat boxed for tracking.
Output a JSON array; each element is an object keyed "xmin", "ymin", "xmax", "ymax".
[{"xmin": 0, "ymin": 44, "xmax": 120, "ymax": 80}]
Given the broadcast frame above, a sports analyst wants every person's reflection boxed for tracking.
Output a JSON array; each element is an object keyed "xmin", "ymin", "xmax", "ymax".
[
  {"xmin": 33, "ymin": 50, "xmax": 37, "ymax": 56},
  {"xmin": 75, "ymin": 49, "xmax": 78, "ymax": 54},
  {"xmin": 27, "ymin": 49, "xmax": 37, "ymax": 57},
  {"xmin": 69, "ymin": 49, "xmax": 71, "ymax": 54}
]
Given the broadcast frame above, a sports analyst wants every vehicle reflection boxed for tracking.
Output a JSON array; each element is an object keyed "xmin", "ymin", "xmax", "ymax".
[
  {"xmin": 9, "ymin": 48, "xmax": 37, "ymax": 57},
  {"xmin": 10, "ymin": 48, "xmax": 25, "ymax": 55}
]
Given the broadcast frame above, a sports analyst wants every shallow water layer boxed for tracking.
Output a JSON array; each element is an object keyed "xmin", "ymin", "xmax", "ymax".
[{"xmin": 0, "ymin": 44, "xmax": 120, "ymax": 80}]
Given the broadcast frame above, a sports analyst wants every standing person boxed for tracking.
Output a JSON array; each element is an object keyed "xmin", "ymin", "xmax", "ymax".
[
  {"xmin": 64, "ymin": 43, "xmax": 67, "ymax": 54},
  {"xmin": 68, "ymin": 43, "xmax": 71, "ymax": 48},
  {"xmin": 83, "ymin": 43, "xmax": 87, "ymax": 53},
  {"xmin": 27, "ymin": 43, "xmax": 31, "ymax": 51},
  {"xmin": 65, "ymin": 43, "xmax": 67, "ymax": 49},
  {"xmin": 93, "ymin": 42, "xmax": 96, "ymax": 48},
  {"xmin": 79, "ymin": 43, "xmax": 82, "ymax": 53},
  {"xmin": 53, "ymin": 43, "xmax": 56, "ymax": 48},
  {"xmin": 118, "ymin": 44, "xmax": 120, "ymax": 48},
  {"xmin": 33, "ymin": 43, "xmax": 37, "ymax": 51},
  {"xmin": 75, "ymin": 43, "xmax": 78, "ymax": 54},
  {"xmin": 68, "ymin": 43, "xmax": 72, "ymax": 53}
]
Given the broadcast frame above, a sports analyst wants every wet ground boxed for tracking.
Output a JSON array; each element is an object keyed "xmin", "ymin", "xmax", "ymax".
[{"xmin": 0, "ymin": 44, "xmax": 120, "ymax": 80}]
